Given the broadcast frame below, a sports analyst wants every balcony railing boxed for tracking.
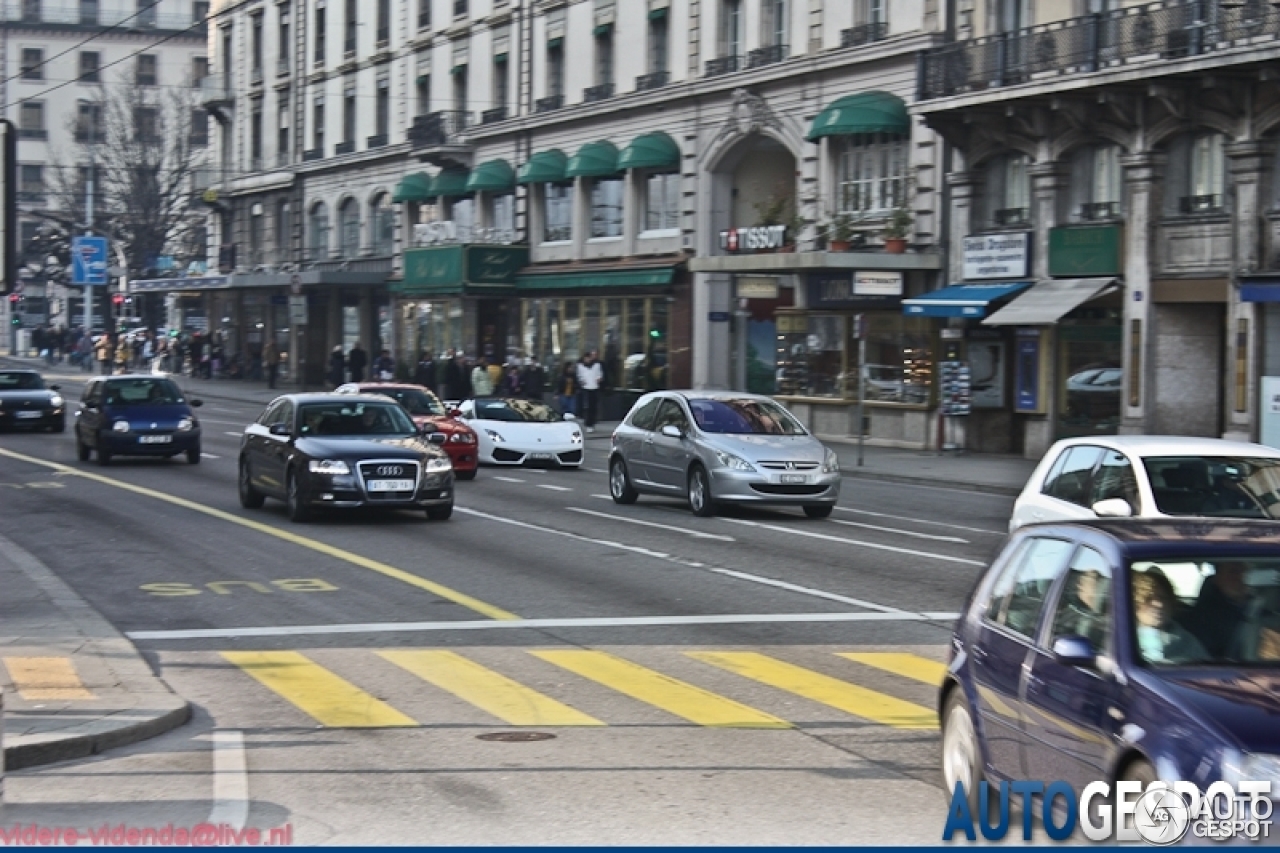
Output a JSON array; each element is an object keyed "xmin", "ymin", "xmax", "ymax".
[
  {"xmin": 366, "ymin": 133, "xmax": 388, "ymax": 148},
  {"xmin": 335, "ymin": 140, "xmax": 355, "ymax": 155},
  {"xmin": 535, "ymin": 94, "xmax": 564, "ymax": 113},
  {"xmin": 250, "ymin": 66, "xmax": 262, "ymax": 85},
  {"xmin": 583, "ymin": 83, "xmax": 614, "ymax": 102},
  {"xmin": 277, "ymin": 151, "xmax": 291, "ymax": 168},
  {"xmin": 191, "ymin": 167, "xmax": 223, "ymax": 191},
  {"xmin": 4, "ymin": 5, "xmax": 204, "ymax": 29},
  {"xmin": 73, "ymin": 129, "xmax": 106, "ymax": 143},
  {"xmin": 543, "ymin": 225, "xmax": 572, "ymax": 242},
  {"xmin": 919, "ymin": 0, "xmax": 1280, "ymax": 100},
  {"xmin": 841, "ymin": 22, "xmax": 888, "ymax": 47},
  {"xmin": 277, "ymin": 57, "xmax": 290, "ymax": 76},
  {"xmin": 407, "ymin": 110, "xmax": 470, "ymax": 147},
  {"xmin": 17, "ymin": 128, "xmax": 47, "ymax": 139},
  {"xmin": 1179, "ymin": 193, "xmax": 1224, "ymax": 214},
  {"xmin": 1081, "ymin": 201, "xmax": 1121, "ymax": 220},
  {"xmin": 200, "ymin": 73, "xmax": 233, "ymax": 106},
  {"xmin": 746, "ymin": 44, "xmax": 787, "ymax": 68},
  {"xmin": 705, "ymin": 55, "xmax": 741, "ymax": 77},
  {"xmin": 16, "ymin": 190, "xmax": 45, "ymax": 203},
  {"xmin": 994, "ymin": 208, "xmax": 1031, "ymax": 227},
  {"xmin": 636, "ymin": 70, "xmax": 669, "ymax": 91},
  {"xmin": 302, "ymin": 147, "xmax": 324, "ymax": 161},
  {"xmin": 481, "ymin": 106, "xmax": 507, "ymax": 124}
]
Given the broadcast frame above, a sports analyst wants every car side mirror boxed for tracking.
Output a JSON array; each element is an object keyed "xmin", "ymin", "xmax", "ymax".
[
  {"xmin": 661, "ymin": 424, "xmax": 683, "ymax": 439},
  {"xmin": 564, "ymin": 412, "xmax": 577, "ymax": 421},
  {"xmin": 427, "ymin": 432, "xmax": 447, "ymax": 445},
  {"xmin": 1091, "ymin": 498, "xmax": 1132, "ymax": 518},
  {"xmin": 269, "ymin": 422, "xmax": 291, "ymax": 437},
  {"xmin": 1051, "ymin": 636, "xmax": 1097, "ymax": 669},
  {"xmin": 49, "ymin": 384, "xmax": 61, "ymax": 391},
  {"xmin": 190, "ymin": 399, "xmax": 204, "ymax": 408}
]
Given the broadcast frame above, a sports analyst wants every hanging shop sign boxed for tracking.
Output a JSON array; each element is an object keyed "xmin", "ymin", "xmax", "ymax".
[
  {"xmin": 963, "ymin": 233, "xmax": 1030, "ymax": 280},
  {"xmin": 719, "ymin": 225, "xmax": 788, "ymax": 252},
  {"xmin": 806, "ymin": 273, "xmax": 901, "ymax": 309}
]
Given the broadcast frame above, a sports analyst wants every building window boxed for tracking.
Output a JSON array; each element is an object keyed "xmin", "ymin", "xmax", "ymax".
[
  {"xmin": 838, "ymin": 133, "xmax": 908, "ymax": 215},
  {"xmin": 547, "ymin": 43, "xmax": 564, "ymax": 98},
  {"xmin": 314, "ymin": 5, "xmax": 326, "ymax": 64},
  {"xmin": 189, "ymin": 108, "xmax": 209, "ymax": 146},
  {"xmin": 19, "ymin": 166, "xmax": 44, "ymax": 201},
  {"xmin": 645, "ymin": 173, "xmax": 680, "ymax": 232},
  {"xmin": 338, "ymin": 198, "xmax": 360, "ymax": 257},
  {"xmin": 985, "ymin": 152, "xmax": 1031, "ymax": 227},
  {"xmin": 376, "ymin": 0, "xmax": 390, "ymax": 43},
  {"xmin": 19, "ymin": 101, "xmax": 45, "ymax": 138},
  {"xmin": 375, "ymin": 77, "xmax": 390, "ymax": 138},
  {"xmin": 372, "ymin": 195, "xmax": 394, "ymax": 255},
  {"xmin": 276, "ymin": 201, "xmax": 292, "ymax": 256},
  {"xmin": 278, "ymin": 9, "xmax": 290, "ymax": 72},
  {"xmin": 1188, "ymin": 133, "xmax": 1225, "ymax": 213},
  {"xmin": 250, "ymin": 101, "xmax": 264, "ymax": 167},
  {"xmin": 490, "ymin": 193, "xmax": 514, "ymax": 238},
  {"xmin": 452, "ymin": 66, "xmax": 467, "ymax": 112},
  {"xmin": 763, "ymin": 0, "xmax": 786, "ymax": 47},
  {"xmin": 251, "ymin": 13, "xmax": 264, "ymax": 75},
  {"xmin": 416, "ymin": 73, "xmax": 431, "ymax": 115},
  {"xmin": 721, "ymin": 0, "xmax": 743, "ymax": 59},
  {"xmin": 79, "ymin": 0, "xmax": 98, "ymax": 25},
  {"xmin": 308, "ymin": 203, "xmax": 329, "ymax": 260},
  {"xmin": 418, "ymin": 0, "xmax": 430, "ymax": 29},
  {"xmin": 344, "ymin": 0, "xmax": 357, "ymax": 54},
  {"xmin": 192, "ymin": 56, "xmax": 208, "ymax": 86},
  {"xmin": 21, "ymin": 0, "xmax": 40, "ymax": 22},
  {"xmin": 450, "ymin": 197, "xmax": 475, "ymax": 240},
  {"xmin": 343, "ymin": 84, "xmax": 356, "ymax": 145},
  {"xmin": 312, "ymin": 97, "xmax": 325, "ymax": 152},
  {"xmin": 79, "ymin": 52, "xmax": 101, "ymax": 83},
  {"xmin": 21, "ymin": 49, "xmax": 43, "ymax": 81},
  {"xmin": 543, "ymin": 183, "xmax": 572, "ymax": 242},
  {"xmin": 1070, "ymin": 145, "xmax": 1122, "ymax": 221},
  {"xmin": 591, "ymin": 178, "xmax": 623, "ymax": 238},
  {"xmin": 276, "ymin": 99, "xmax": 289, "ymax": 162},
  {"xmin": 648, "ymin": 13, "xmax": 668, "ymax": 74},
  {"xmin": 76, "ymin": 101, "xmax": 103, "ymax": 142},
  {"xmin": 136, "ymin": 54, "xmax": 158, "ymax": 86},
  {"xmin": 493, "ymin": 58, "xmax": 509, "ymax": 114},
  {"xmin": 135, "ymin": 106, "xmax": 159, "ymax": 142},
  {"xmin": 193, "ymin": 0, "xmax": 209, "ymax": 22},
  {"xmin": 136, "ymin": 0, "xmax": 156, "ymax": 27},
  {"xmin": 595, "ymin": 31, "xmax": 613, "ymax": 88},
  {"xmin": 855, "ymin": 0, "xmax": 886, "ymax": 26}
]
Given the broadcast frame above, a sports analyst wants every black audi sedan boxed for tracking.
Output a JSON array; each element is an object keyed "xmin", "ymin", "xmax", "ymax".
[
  {"xmin": 0, "ymin": 370, "xmax": 65, "ymax": 432},
  {"xmin": 239, "ymin": 393, "xmax": 454, "ymax": 522}
]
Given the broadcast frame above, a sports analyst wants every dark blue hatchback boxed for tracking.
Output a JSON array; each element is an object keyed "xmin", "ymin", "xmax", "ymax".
[
  {"xmin": 74, "ymin": 375, "xmax": 204, "ymax": 465},
  {"xmin": 940, "ymin": 519, "xmax": 1280, "ymax": 801}
]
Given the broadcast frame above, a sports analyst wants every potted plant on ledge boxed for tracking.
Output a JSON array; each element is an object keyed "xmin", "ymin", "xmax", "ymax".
[
  {"xmin": 883, "ymin": 205, "xmax": 913, "ymax": 254},
  {"xmin": 827, "ymin": 213, "xmax": 856, "ymax": 252}
]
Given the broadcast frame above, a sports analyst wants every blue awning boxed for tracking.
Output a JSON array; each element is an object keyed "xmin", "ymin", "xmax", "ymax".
[
  {"xmin": 902, "ymin": 282, "xmax": 1033, "ymax": 318},
  {"xmin": 1241, "ymin": 280, "xmax": 1280, "ymax": 302}
]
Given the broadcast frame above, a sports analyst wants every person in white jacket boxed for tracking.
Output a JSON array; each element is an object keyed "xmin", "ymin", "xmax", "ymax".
[
  {"xmin": 471, "ymin": 358, "xmax": 494, "ymax": 396},
  {"xmin": 575, "ymin": 351, "xmax": 604, "ymax": 432}
]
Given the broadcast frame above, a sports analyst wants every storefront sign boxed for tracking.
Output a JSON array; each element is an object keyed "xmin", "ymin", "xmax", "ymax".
[
  {"xmin": 963, "ymin": 233, "xmax": 1030, "ymax": 280},
  {"xmin": 1015, "ymin": 330, "xmax": 1044, "ymax": 413},
  {"xmin": 806, "ymin": 274, "xmax": 901, "ymax": 309},
  {"xmin": 1048, "ymin": 225, "xmax": 1123, "ymax": 277},
  {"xmin": 402, "ymin": 247, "xmax": 464, "ymax": 292},
  {"xmin": 399, "ymin": 246, "xmax": 528, "ymax": 295},
  {"xmin": 466, "ymin": 246, "xmax": 529, "ymax": 285},
  {"xmin": 737, "ymin": 277, "xmax": 780, "ymax": 299},
  {"xmin": 719, "ymin": 225, "xmax": 788, "ymax": 252},
  {"xmin": 854, "ymin": 271, "xmax": 904, "ymax": 296},
  {"xmin": 708, "ymin": 311, "xmax": 731, "ymax": 322}
]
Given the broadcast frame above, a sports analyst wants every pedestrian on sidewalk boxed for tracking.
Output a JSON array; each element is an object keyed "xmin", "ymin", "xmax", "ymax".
[
  {"xmin": 556, "ymin": 361, "xmax": 577, "ymax": 415},
  {"xmin": 327, "ymin": 346, "xmax": 346, "ymax": 389},
  {"xmin": 471, "ymin": 358, "xmax": 493, "ymax": 396},
  {"xmin": 576, "ymin": 351, "xmax": 603, "ymax": 432},
  {"xmin": 348, "ymin": 341, "xmax": 368, "ymax": 383},
  {"xmin": 373, "ymin": 348, "xmax": 395, "ymax": 381},
  {"xmin": 414, "ymin": 352, "xmax": 437, "ymax": 393},
  {"xmin": 95, "ymin": 334, "xmax": 113, "ymax": 375},
  {"xmin": 263, "ymin": 338, "xmax": 280, "ymax": 389}
]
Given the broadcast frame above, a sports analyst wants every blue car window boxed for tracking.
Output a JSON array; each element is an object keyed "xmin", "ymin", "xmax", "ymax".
[
  {"xmin": 986, "ymin": 537, "xmax": 1075, "ymax": 639},
  {"xmin": 1050, "ymin": 547, "xmax": 1113, "ymax": 653}
]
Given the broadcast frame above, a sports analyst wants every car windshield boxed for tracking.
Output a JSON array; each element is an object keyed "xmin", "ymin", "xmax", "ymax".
[
  {"xmin": 0, "ymin": 372, "xmax": 43, "ymax": 390},
  {"xmin": 473, "ymin": 398, "xmax": 561, "ymax": 423},
  {"xmin": 688, "ymin": 398, "xmax": 807, "ymax": 435},
  {"xmin": 104, "ymin": 379, "xmax": 183, "ymax": 405},
  {"xmin": 297, "ymin": 402, "xmax": 415, "ymax": 436},
  {"xmin": 369, "ymin": 388, "xmax": 446, "ymax": 416},
  {"xmin": 1130, "ymin": 557, "xmax": 1280, "ymax": 667},
  {"xmin": 1143, "ymin": 456, "xmax": 1280, "ymax": 519}
]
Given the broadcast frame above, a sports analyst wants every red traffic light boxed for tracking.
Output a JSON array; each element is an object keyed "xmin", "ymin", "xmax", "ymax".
[
  {"xmin": 112, "ymin": 293, "xmax": 125, "ymax": 305},
  {"xmin": 7, "ymin": 293, "xmax": 18, "ymax": 303}
]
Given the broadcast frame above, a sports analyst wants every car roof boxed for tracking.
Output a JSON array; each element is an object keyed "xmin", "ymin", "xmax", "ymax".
[
  {"xmin": 275, "ymin": 392, "xmax": 404, "ymax": 404},
  {"xmin": 1051, "ymin": 435, "xmax": 1280, "ymax": 458},
  {"xmin": 662, "ymin": 390, "xmax": 779, "ymax": 402},
  {"xmin": 1020, "ymin": 518, "xmax": 1280, "ymax": 559}
]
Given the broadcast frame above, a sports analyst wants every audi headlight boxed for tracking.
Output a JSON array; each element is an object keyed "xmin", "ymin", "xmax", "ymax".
[
  {"xmin": 822, "ymin": 448, "xmax": 840, "ymax": 473},
  {"xmin": 308, "ymin": 459, "xmax": 350, "ymax": 475},
  {"xmin": 449, "ymin": 432, "xmax": 476, "ymax": 444},
  {"xmin": 713, "ymin": 450, "xmax": 755, "ymax": 471},
  {"xmin": 425, "ymin": 457, "xmax": 453, "ymax": 473},
  {"xmin": 176, "ymin": 417, "xmax": 195, "ymax": 432},
  {"xmin": 571, "ymin": 430, "xmax": 583, "ymax": 444},
  {"xmin": 49, "ymin": 394, "xmax": 64, "ymax": 408},
  {"xmin": 112, "ymin": 420, "xmax": 131, "ymax": 433},
  {"xmin": 1222, "ymin": 751, "xmax": 1280, "ymax": 787},
  {"xmin": 485, "ymin": 429, "xmax": 505, "ymax": 443}
]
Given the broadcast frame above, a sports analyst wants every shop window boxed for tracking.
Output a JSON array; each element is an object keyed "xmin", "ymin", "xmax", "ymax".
[
  {"xmin": 591, "ymin": 178, "xmax": 623, "ymax": 238},
  {"xmin": 1058, "ymin": 325, "xmax": 1123, "ymax": 439},
  {"xmin": 645, "ymin": 173, "xmax": 680, "ymax": 232},
  {"xmin": 543, "ymin": 183, "xmax": 572, "ymax": 242},
  {"xmin": 721, "ymin": 0, "xmax": 743, "ymax": 60},
  {"xmin": 837, "ymin": 133, "xmax": 907, "ymax": 215},
  {"xmin": 775, "ymin": 313, "xmax": 932, "ymax": 402},
  {"xmin": 985, "ymin": 152, "xmax": 1031, "ymax": 227},
  {"xmin": 1188, "ymin": 133, "xmax": 1225, "ymax": 214},
  {"xmin": 1070, "ymin": 145, "xmax": 1123, "ymax": 221}
]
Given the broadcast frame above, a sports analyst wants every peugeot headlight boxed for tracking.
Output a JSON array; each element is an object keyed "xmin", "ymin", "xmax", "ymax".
[
  {"xmin": 425, "ymin": 456, "xmax": 453, "ymax": 473},
  {"xmin": 49, "ymin": 394, "xmax": 64, "ymax": 408},
  {"xmin": 449, "ymin": 432, "xmax": 476, "ymax": 444},
  {"xmin": 713, "ymin": 450, "xmax": 755, "ymax": 471},
  {"xmin": 822, "ymin": 448, "xmax": 840, "ymax": 473},
  {"xmin": 1222, "ymin": 750, "xmax": 1280, "ymax": 787},
  {"xmin": 485, "ymin": 429, "xmax": 505, "ymax": 443},
  {"xmin": 112, "ymin": 420, "xmax": 131, "ymax": 433},
  {"xmin": 308, "ymin": 459, "xmax": 350, "ymax": 475},
  {"xmin": 176, "ymin": 417, "xmax": 195, "ymax": 432},
  {"xmin": 571, "ymin": 430, "xmax": 583, "ymax": 444}
]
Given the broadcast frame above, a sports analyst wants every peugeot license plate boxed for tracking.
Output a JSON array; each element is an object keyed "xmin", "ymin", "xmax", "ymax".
[
  {"xmin": 138, "ymin": 435, "xmax": 172, "ymax": 444},
  {"xmin": 15, "ymin": 411, "xmax": 42, "ymax": 419},
  {"xmin": 781, "ymin": 474, "xmax": 808, "ymax": 484},
  {"xmin": 529, "ymin": 453, "xmax": 554, "ymax": 460},
  {"xmin": 368, "ymin": 479, "xmax": 414, "ymax": 492}
]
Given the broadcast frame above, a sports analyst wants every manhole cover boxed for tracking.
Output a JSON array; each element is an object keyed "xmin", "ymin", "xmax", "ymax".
[{"xmin": 476, "ymin": 732, "xmax": 557, "ymax": 742}]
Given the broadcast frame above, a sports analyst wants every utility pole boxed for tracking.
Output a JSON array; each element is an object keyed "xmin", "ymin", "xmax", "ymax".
[{"xmin": 83, "ymin": 143, "xmax": 94, "ymax": 334}]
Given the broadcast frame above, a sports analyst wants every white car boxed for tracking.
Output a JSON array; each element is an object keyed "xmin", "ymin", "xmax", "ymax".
[
  {"xmin": 1010, "ymin": 435, "xmax": 1280, "ymax": 532},
  {"xmin": 458, "ymin": 396, "xmax": 584, "ymax": 468}
]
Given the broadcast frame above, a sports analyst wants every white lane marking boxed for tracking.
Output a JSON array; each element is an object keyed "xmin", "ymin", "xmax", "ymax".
[
  {"xmin": 224, "ymin": 431, "xmax": 242, "ymax": 437},
  {"xmin": 199, "ymin": 417, "xmax": 252, "ymax": 426},
  {"xmin": 591, "ymin": 494, "xmax": 612, "ymax": 500},
  {"xmin": 128, "ymin": 611, "xmax": 942, "ymax": 641},
  {"xmin": 457, "ymin": 507, "xmax": 671, "ymax": 559},
  {"xmin": 716, "ymin": 518, "xmax": 986, "ymax": 566},
  {"xmin": 538, "ymin": 484, "xmax": 573, "ymax": 492},
  {"xmin": 922, "ymin": 612, "xmax": 962, "ymax": 621},
  {"xmin": 709, "ymin": 568, "xmax": 904, "ymax": 613},
  {"xmin": 586, "ymin": 467, "xmax": 608, "ymax": 474},
  {"xmin": 201, "ymin": 453, "xmax": 221, "ymax": 459},
  {"xmin": 493, "ymin": 476, "xmax": 525, "ymax": 483},
  {"xmin": 835, "ymin": 506, "xmax": 1006, "ymax": 536},
  {"xmin": 829, "ymin": 518, "xmax": 968, "ymax": 544},
  {"xmin": 207, "ymin": 729, "xmax": 248, "ymax": 830},
  {"xmin": 566, "ymin": 506, "xmax": 735, "ymax": 541}
]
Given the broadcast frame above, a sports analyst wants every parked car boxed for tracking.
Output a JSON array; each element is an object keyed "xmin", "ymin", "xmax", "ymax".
[
  {"xmin": 74, "ymin": 375, "xmax": 202, "ymax": 465},
  {"xmin": 336, "ymin": 382, "xmax": 479, "ymax": 480},
  {"xmin": 0, "ymin": 369, "xmax": 65, "ymax": 432},
  {"xmin": 609, "ymin": 391, "xmax": 841, "ymax": 518},
  {"xmin": 940, "ymin": 518, "xmax": 1280, "ymax": 804},
  {"xmin": 238, "ymin": 393, "xmax": 454, "ymax": 522},
  {"xmin": 457, "ymin": 397, "xmax": 583, "ymax": 469},
  {"xmin": 1010, "ymin": 436, "xmax": 1280, "ymax": 532}
]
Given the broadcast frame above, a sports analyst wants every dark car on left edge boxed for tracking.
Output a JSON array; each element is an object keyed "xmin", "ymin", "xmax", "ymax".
[
  {"xmin": 238, "ymin": 393, "xmax": 454, "ymax": 523},
  {"xmin": 75, "ymin": 375, "xmax": 203, "ymax": 465},
  {"xmin": 0, "ymin": 370, "xmax": 65, "ymax": 432}
]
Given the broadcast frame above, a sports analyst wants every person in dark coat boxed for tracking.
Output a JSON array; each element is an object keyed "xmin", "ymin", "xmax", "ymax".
[
  {"xmin": 327, "ymin": 346, "xmax": 346, "ymax": 389},
  {"xmin": 347, "ymin": 342, "xmax": 368, "ymax": 383},
  {"xmin": 1182, "ymin": 562, "xmax": 1255, "ymax": 658},
  {"xmin": 443, "ymin": 351, "xmax": 470, "ymax": 401},
  {"xmin": 414, "ymin": 352, "xmax": 436, "ymax": 392}
]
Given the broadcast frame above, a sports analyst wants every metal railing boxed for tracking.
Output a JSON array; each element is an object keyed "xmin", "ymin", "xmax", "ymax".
[
  {"xmin": 994, "ymin": 208, "xmax": 1030, "ymax": 226},
  {"xmin": 16, "ymin": 190, "xmax": 45, "ymax": 203},
  {"xmin": 704, "ymin": 55, "xmax": 741, "ymax": 77},
  {"xmin": 302, "ymin": 147, "xmax": 324, "ymax": 161},
  {"xmin": 841, "ymin": 22, "xmax": 888, "ymax": 47},
  {"xmin": 3, "ymin": 4, "xmax": 204, "ymax": 29},
  {"xmin": 17, "ymin": 128, "xmax": 46, "ymax": 139},
  {"xmin": 583, "ymin": 83, "xmax": 614, "ymax": 102},
  {"xmin": 407, "ymin": 110, "xmax": 470, "ymax": 147},
  {"xmin": 746, "ymin": 44, "xmax": 787, "ymax": 68},
  {"xmin": 366, "ymin": 133, "xmax": 388, "ymax": 148},
  {"xmin": 481, "ymin": 106, "xmax": 507, "ymax": 124},
  {"xmin": 200, "ymin": 73, "xmax": 232, "ymax": 105},
  {"xmin": 636, "ymin": 70, "xmax": 669, "ymax": 91},
  {"xmin": 335, "ymin": 140, "xmax": 355, "ymax": 155},
  {"xmin": 1179, "ymin": 193, "xmax": 1224, "ymax": 213},
  {"xmin": 535, "ymin": 94, "xmax": 564, "ymax": 113},
  {"xmin": 276, "ymin": 151, "xmax": 291, "ymax": 168},
  {"xmin": 920, "ymin": 0, "xmax": 1280, "ymax": 100},
  {"xmin": 1081, "ymin": 201, "xmax": 1121, "ymax": 220},
  {"xmin": 543, "ymin": 225, "xmax": 572, "ymax": 242},
  {"xmin": 277, "ymin": 57, "xmax": 290, "ymax": 76}
]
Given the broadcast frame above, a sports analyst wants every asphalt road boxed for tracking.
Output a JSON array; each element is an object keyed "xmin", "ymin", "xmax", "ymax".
[{"xmin": 0, "ymin": 380, "xmax": 1017, "ymax": 844}]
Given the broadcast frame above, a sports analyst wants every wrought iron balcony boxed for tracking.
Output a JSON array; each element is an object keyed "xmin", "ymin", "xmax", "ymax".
[
  {"xmin": 366, "ymin": 134, "xmax": 388, "ymax": 148},
  {"xmin": 200, "ymin": 73, "xmax": 233, "ymax": 107},
  {"xmin": 584, "ymin": 83, "xmax": 614, "ymax": 102},
  {"xmin": 841, "ymin": 22, "xmax": 888, "ymax": 47},
  {"xmin": 1081, "ymin": 201, "xmax": 1121, "ymax": 220},
  {"xmin": 994, "ymin": 208, "xmax": 1030, "ymax": 227},
  {"xmin": 1179, "ymin": 193, "xmax": 1223, "ymax": 214},
  {"xmin": 636, "ymin": 71, "xmax": 669, "ymax": 91},
  {"xmin": 746, "ymin": 44, "xmax": 787, "ymax": 68},
  {"xmin": 335, "ymin": 140, "xmax": 355, "ymax": 155},
  {"xmin": 481, "ymin": 107, "xmax": 507, "ymax": 124},
  {"xmin": 302, "ymin": 147, "xmax": 324, "ymax": 161},
  {"xmin": 535, "ymin": 94, "xmax": 564, "ymax": 113},
  {"xmin": 704, "ymin": 55, "xmax": 741, "ymax": 77},
  {"xmin": 17, "ymin": 128, "xmax": 47, "ymax": 140},
  {"xmin": 919, "ymin": 0, "xmax": 1280, "ymax": 101},
  {"xmin": 408, "ymin": 110, "xmax": 471, "ymax": 147}
]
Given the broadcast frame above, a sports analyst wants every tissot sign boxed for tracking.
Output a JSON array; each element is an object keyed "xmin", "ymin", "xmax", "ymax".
[
  {"xmin": 963, "ymin": 233, "xmax": 1030, "ymax": 280},
  {"xmin": 720, "ymin": 225, "xmax": 787, "ymax": 252}
]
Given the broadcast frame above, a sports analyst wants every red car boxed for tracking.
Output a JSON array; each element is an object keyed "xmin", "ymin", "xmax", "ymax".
[{"xmin": 336, "ymin": 382, "xmax": 479, "ymax": 480}]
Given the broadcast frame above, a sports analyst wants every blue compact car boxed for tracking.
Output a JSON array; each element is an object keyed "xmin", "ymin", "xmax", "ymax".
[
  {"xmin": 940, "ymin": 519, "xmax": 1280, "ymax": 800},
  {"xmin": 74, "ymin": 375, "xmax": 203, "ymax": 465}
]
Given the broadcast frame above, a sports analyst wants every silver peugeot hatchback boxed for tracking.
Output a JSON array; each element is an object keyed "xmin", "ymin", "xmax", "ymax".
[{"xmin": 608, "ymin": 391, "xmax": 841, "ymax": 518}]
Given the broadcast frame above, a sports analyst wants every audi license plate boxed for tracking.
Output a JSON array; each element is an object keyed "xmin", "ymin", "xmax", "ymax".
[
  {"xmin": 529, "ymin": 453, "xmax": 554, "ymax": 460},
  {"xmin": 368, "ymin": 479, "xmax": 414, "ymax": 492},
  {"xmin": 15, "ymin": 411, "xmax": 42, "ymax": 419},
  {"xmin": 780, "ymin": 474, "xmax": 808, "ymax": 484},
  {"xmin": 138, "ymin": 435, "xmax": 172, "ymax": 444}
]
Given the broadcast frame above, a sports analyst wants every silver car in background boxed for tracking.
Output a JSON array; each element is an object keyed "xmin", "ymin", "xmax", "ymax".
[{"xmin": 608, "ymin": 391, "xmax": 841, "ymax": 518}]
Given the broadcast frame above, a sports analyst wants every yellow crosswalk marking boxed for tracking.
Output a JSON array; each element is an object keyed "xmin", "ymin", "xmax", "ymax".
[
  {"xmin": 836, "ymin": 652, "xmax": 948, "ymax": 686},
  {"xmin": 532, "ymin": 650, "xmax": 789, "ymax": 728},
  {"xmin": 378, "ymin": 650, "xmax": 604, "ymax": 726},
  {"xmin": 688, "ymin": 652, "xmax": 937, "ymax": 729},
  {"xmin": 222, "ymin": 651, "xmax": 416, "ymax": 728},
  {"xmin": 2, "ymin": 657, "xmax": 94, "ymax": 700}
]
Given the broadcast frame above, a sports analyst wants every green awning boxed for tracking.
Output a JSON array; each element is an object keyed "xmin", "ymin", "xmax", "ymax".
[
  {"xmin": 516, "ymin": 267, "xmax": 676, "ymax": 291},
  {"xmin": 465, "ymin": 159, "xmax": 515, "ymax": 194},
  {"xmin": 566, "ymin": 140, "xmax": 620, "ymax": 179},
  {"xmin": 494, "ymin": 52, "xmax": 508, "ymax": 63},
  {"xmin": 648, "ymin": 7, "xmax": 668, "ymax": 19},
  {"xmin": 392, "ymin": 172, "xmax": 433, "ymax": 203},
  {"xmin": 431, "ymin": 169, "xmax": 471, "ymax": 198},
  {"xmin": 805, "ymin": 91, "xmax": 910, "ymax": 141},
  {"xmin": 547, "ymin": 36, "xmax": 563, "ymax": 49},
  {"xmin": 618, "ymin": 131, "xmax": 680, "ymax": 171},
  {"xmin": 517, "ymin": 149, "xmax": 568, "ymax": 185},
  {"xmin": 450, "ymin": 64, "xmax": 467, "ymax": 75},
  {"xmin": 593, "ymin": 22, "xmax": 613, "ymax": 35}
]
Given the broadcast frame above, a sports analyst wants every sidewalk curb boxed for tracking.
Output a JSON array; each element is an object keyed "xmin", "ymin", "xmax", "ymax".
[{"xmin": 0, "ymin": 536, "xmax": 192, "ymax": 771}]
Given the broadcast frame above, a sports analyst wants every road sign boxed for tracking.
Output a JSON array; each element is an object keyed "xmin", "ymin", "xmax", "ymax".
[
  {"xmin": 71, "ymin": 236, "xmax": 109, "ymax": 285},
  {"xmin": 288, "ymin": 295, "xmax": 307, "ymax": 325}
]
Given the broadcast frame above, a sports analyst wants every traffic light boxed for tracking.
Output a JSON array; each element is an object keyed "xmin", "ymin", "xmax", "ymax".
[
  {"xmin": 6, "ymin": 292, "xmax": 17, "ymax": 303},
  {"xmin": 649, "ymin": 328, "xmax": 662, "ymax": 339},
  {"xmin": 112, "ymin": 293, "xmax": 125, "ymax": 306},
  {"xmin": 10, "ymin": 315, "xmax": 19, "ymax": 326}
]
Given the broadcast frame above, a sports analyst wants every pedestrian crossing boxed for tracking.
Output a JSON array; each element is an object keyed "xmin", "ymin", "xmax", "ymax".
[{"xmin": 214, "ymin": 647, "xmax": 946, "ymax": 731}]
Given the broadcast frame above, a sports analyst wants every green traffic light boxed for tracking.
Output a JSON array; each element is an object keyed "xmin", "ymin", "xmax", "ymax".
[{"xmin": 649, "ymin": 329, "xmax": 661, "ymax": 338}]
